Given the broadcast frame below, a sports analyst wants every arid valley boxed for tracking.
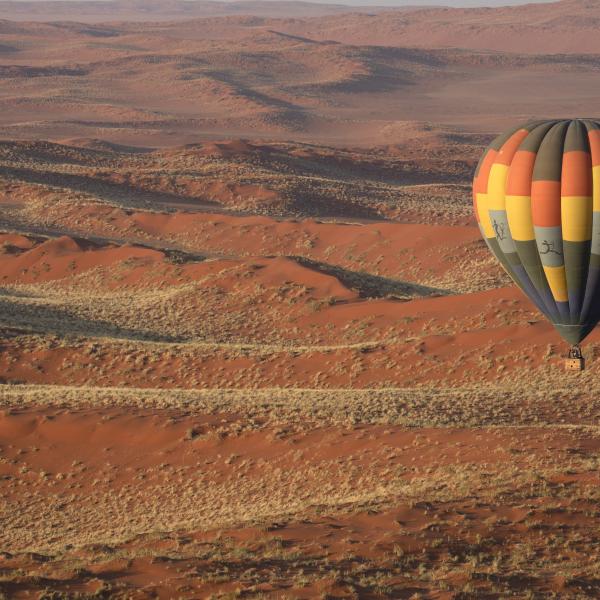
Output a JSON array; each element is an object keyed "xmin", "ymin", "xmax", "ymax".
[{"xmin": 2, "ymin": 0, "xmax": 600, "ymax": 598}]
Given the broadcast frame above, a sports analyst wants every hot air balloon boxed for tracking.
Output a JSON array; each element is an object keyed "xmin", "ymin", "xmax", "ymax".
[{"xmin": 473, "ymin": 118, "xmax": 600, "ymax": 369}]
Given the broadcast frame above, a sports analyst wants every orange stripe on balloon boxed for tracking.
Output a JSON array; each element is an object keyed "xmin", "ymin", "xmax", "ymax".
[
  {"xmin": 507, "ymin": 150, "xmax": 536, "ymax": 196},
  {"xmin": 475, "ymin": 149, "xmax": 497, "ymax": 195},
  {"xmin": 531, "ymin": 180, "xmax": 562, "ymax": 227},
  {"xmin": 588, "ymin": 130, "xmax": 600, "ymax": 166},
  {"xmin": 495, "ymin": 129, "xmax": 529, "ymax": 166},
  {"xmin": 561, "ymin": 151, "xmax": 592, "ymax": 197}
]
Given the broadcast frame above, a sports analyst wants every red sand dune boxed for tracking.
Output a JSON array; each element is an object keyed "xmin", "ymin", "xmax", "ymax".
[
  {"xmin": 0, "ymin": 235, "xmax": 164, "ymax": 285},
  {"xmin": 2, "ymin": 406, "xmax": 600, "ymax": 597},
  {"xmin": 34, "ymin": 201, "xmax": 489, "ymax": 287},
  {"xmin": 0, "ymin": 229, "xmax": 580, "ymax": 388},
  {"xmin": 0, "ymin": 286, "xmax": 590, "ymax": 389}
]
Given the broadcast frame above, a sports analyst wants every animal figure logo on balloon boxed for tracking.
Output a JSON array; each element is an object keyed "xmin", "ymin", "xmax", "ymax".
[{"xmin": 473, "ymin": 119, "xmax": 600, "ymax": 371}]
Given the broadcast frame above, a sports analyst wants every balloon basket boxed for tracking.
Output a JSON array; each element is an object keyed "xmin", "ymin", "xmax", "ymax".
[{"xmin": 565, "ymin": 345, "xmax": 585, "ymax": 371}]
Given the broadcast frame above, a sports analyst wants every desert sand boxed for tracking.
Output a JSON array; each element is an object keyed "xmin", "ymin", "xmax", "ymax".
[{"xmin": 2, "ymin": 0, "xmax": 600, "ymax": 598}]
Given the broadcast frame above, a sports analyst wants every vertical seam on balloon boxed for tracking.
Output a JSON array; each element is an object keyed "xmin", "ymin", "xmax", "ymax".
[
  {"xmin": 505, "ymin": 122, "xmax": 560, "ymax": 320},
  {"xmin": 562, "ymin": 120, "xmax": 592, "ymax": 323},
  {"xmin": 579, "ymin": 119, "xmax": 599, "ymax": 325},
  {"xmin": 485, "ymin": 130, "xmax": 552, "ymax": 318},
  {"xmin": 532, "ymin": 121, "xmax": 569, "ymax": 321}
]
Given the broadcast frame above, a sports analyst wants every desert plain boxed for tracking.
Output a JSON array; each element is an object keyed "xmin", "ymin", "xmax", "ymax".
[{"xmin": 2, "ymin": 0, "xmax": 600, "ymax": 598}]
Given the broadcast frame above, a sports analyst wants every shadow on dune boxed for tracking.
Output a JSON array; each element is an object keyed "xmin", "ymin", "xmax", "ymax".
[
  {"xmin": 293, "ymin": 257, "xmax": 448, "ymax": 299},
  {"xmin": 0, "ymin": 290, "xmax": 179, "ymax": 342},
  {"xmin": 1, "ymin": 165, "xmax": 218, "ymax": 212}
]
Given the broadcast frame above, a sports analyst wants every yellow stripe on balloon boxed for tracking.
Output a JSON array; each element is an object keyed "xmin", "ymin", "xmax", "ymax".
[
  {"xmin": 543, "ymin": 265, "xmax": 568, "ymax": 302},
  {"xmin": 561, "ymin": 196, "xmax": 593, "ymax": 242},
  {"xmin": 505, "ymin": 194, "xmax": 534, "ymax": 241},
  {"xmin": 476, "ymin": 192, "xmax": 494, "ymax": 238},
  {"xmin": 592, "ymin": 165, "xmax": 600, "ymax": 212},
  {"xmin": 487, "ymin": 163, "xmax": 510, "ymax": 210}
]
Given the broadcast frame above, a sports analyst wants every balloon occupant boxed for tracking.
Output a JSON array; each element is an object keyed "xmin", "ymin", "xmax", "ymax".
[{"xmin": 473, "ymin": 119, "xmax": 600, "ymax": 370}]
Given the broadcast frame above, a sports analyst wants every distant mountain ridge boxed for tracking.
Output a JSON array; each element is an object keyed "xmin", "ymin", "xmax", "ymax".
[
  {"xmin": 0, "ymin": 1, "xmax": 595, "ymax": 56},
  {"xmin": 0, "ymin": 0, "xmax": 414, "ymax": 22},
  {"xmin": 0, "ymin": 0, "xmax": 597, "ymax": 144},
  {"xmin": 0, "ymin": 0, "xmax": 564, "ymax": 23},
  {"xmin": 266, "ymin": 0, "xmax": 600, "ymax": 54}
]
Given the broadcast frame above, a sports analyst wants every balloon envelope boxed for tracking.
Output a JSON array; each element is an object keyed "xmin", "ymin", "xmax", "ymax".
[{"xmin": 473, "ymin": 118, "xmax": 600, "ymax": 345}]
